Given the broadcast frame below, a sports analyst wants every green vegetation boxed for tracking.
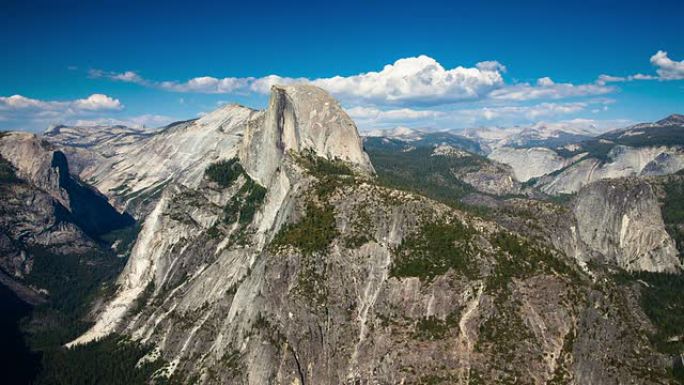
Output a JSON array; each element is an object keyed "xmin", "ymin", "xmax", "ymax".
[
  {"xmin": 390, "ymin": 220, "xmax": 478, "ymax": 281},
  {"xmin": 271, "ymin": 201, "xmax": 338, "ymax": 255},
  {"xmin": 130, "ymin": 281, "xmax": 155, "ymax": 316},
  {"xmin": 205, "ymin": 158, "xmax": 244, "ymax": 187},
  {"xmin": 367, "ymin": 147, "xmax": 478, "ymax": 207},
  {"xmin": 343, "ymin": 206, "xmax": 374, "ymax": 248},
  {"xmin": 476, "ymin": 298, "xmax": 533, "ymax": 357},
  {"xmin": 224, "ymin": 178, "xmax": 267, "ymax": 225},
  {"xmin": 486, "ymin": 232, "xmax": 578, "ymax": 293},
  {"xmin": 413, "ymin": 310, "xmax": 461, "ymax": 340},
  {"xmin": 296, "ymin": 149, "xmax": 354, "ymax": 177},
  {"xmin": 295, "ymin": 150, "xmax": 356, "ymax": 198},
  {"xmin": 23, "ymin": 247, "xmax": 126, "ymax": 348},
  {"xmin": 616, "ymin": 272, "xmax": 684, "ymax": 383},
  {"xmin": 203, "ymin": 158, "xmax": 268, "ymax": 243},
  {"xmin": 34, "ymin": 335, "xmax": 168, "ymax": 385},
  {"xmin": 661, "ymin": 178, "xmax": 684, "ymax": 260},
  {"xmin": 555, "ymin": 140, "xmax": 615, "ymax": 162},
  {"xmin": 99, "ymin": 223, "xmax": 142, "ymax": 256}
]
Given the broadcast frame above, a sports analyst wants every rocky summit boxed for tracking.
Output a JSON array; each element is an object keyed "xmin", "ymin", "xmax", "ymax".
[{"xmin": 1, "ymin": 86, "xmax": 683, "ymax": 385}]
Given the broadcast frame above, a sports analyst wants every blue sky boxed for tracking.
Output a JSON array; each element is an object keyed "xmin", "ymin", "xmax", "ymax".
[{"xmin": 1, "ymin": 0, "xmax": 683, "ymax": 132}]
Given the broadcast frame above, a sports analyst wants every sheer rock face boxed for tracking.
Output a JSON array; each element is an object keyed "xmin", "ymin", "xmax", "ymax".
[
  {"xmin": 240, "ymin": 85, "xmax": 374, "ymax": 186},
  {"xmin": 488, "ymin": 146, "xmax": 581, "ymax": 182},
  {"xmin": 0, "ymin": 132, "xmax": 70, "ymax": 207},
  {"xmin": 489, "ymin": 143, "xmax": 684, "ymax": 195},
  {"xmin": 539, "ymin": 145, "xmax": 684, "ymax": 195},
  {"xmin": 572, "ymin": 178, "xmax": 682, "ymax": 272}
]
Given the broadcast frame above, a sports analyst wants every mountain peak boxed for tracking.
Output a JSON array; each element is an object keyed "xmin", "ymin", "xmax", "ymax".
[
  {"xmin": 656, "ymin": 114, "xmax": 684, "ymax": 126},
  {"xmin": 239, "ymin": 84, "xmax": 374, "ymax": 185}
]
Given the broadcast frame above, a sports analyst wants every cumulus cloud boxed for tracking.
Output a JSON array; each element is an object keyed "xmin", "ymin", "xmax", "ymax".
[
  {"xmin": 650, "ymin": 50, "xmax": 684, "ymax": 80},
  {"xmin": 72, "ymin": 94, "xmax": 123, "ymax": 111},
  {"xmin": 312, "ymin": 55, "xmax": 505, "ymax": 105},
  {"xmin": 597, "ymin": 50, "xmax": 683, "ymax": 84},
  {"xmin": 0, "ymin": 93, "xmax": 122, "ymax": 112},
  {"xmin": 0, "ymin": 93, "xmax": 124, "ymax": 132},
  {"xmin": 489, "ymin": 77, "xmax": 614, "ymax": 101}
]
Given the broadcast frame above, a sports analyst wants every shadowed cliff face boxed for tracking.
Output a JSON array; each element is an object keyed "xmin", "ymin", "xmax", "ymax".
[{"xmin": 50, "ymin": 150, "xmax": 134, "ymax": 239}]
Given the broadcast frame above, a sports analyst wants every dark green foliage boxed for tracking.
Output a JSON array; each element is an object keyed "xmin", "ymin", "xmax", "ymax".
[
  {"xmin": 130, "ymin": 281, "xmax": 155, "ymax": 316},
  {"xmin": 556, "ymin": 123, "xmax": 684, "ymax": 163},
  {"xmin": 476, "ymin": 298, "xmax": 533, "ymax": 356},
  {"xmin": 34, "ymin": 335, "xmax": 166, "ymax": 385},
  {"xmin": 224, "ymin": 179, "xmax": 267, "ymax": 225},
  {"xmin": 99, "ymin": 223, "xmax": 142, "ymax": 256},
  {"xmin": 205, "ymin": 158, "xmax": 244, "ymax": 187},
  {"xmin": 23, "ymin": 247, "xmax": 126, "ymax": 348},
  {"xmin": 616, "ymin": 272, "xmax": 684, "ymax": 382},
  {"xmin": 295, "ymin": 150, "xmax": 356, "ymax": 198},
  {"xmin": 0, "ymin": 153, "xmax": 19, "ymax": 182},
  {"xmin": 632, "ymin": 272, "xmax": 684, "ymax": 355},
  {"xmin": 555, "ymin": 140, "xmax": 614, "ymax": 162},
  {"xmin": 661, "ymin": 178, "xmax": 684, "ymax": 259},
  {"xmin": 363, "ymin": 133, "xmax": 484, "ymax": 154},
  {"xmin": 271, "ymin": 201, "xmax": 338, "ymax": 255},
  {"xmin": 206, "ymin": 225, "xmax": 221, "ymax": 239},
  {"xmin": 486, "ymin": 232, "xmax": 578, "ymax": 293},
  {"xmin": 599, "ymin": 125, "xmax": 684, "ymax": 148},
  {"xmin": 344, "ymin": 207, "xmax": 374, "ymax": 248},
  {"xmin": 0, "ymin": 283, "xmax": 41, "ymax": 385},
  {"xmin": 297, "ymin": 150, "xmax": 354, "ymax": 177},
  {"xmin": 367, "ymin": 146, "xmax": 484, "ymax": 210},
  {"xmin": 413, "ymin": 311, "xmax": 460, "ymax": 340},
  {"xmin": 206, "ymin": 158, "xmax": 267, "ymax": 228},
  {"xmin": 390, "ymin": 220, "xmax": 478, "ymax": 281}
]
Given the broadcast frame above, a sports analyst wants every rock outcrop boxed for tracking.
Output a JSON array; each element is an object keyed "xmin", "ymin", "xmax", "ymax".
[
  {"xmin": 59, "ymin": 86, "xmax": 679, "ymax": 385},
  {"xmin": 240, "ymin": 84, "xmax": 374, "ymax": 185},
  {"xmin": 488, "ymin": 147, "xmax": 583, "ymax": 183},
  {"xmin": 0, "ymin": 132, "xmax": 132, "ymax": 287},
  {"xmin": 572, "ymin": 178, "xmax": 682, "ymax": 272}
]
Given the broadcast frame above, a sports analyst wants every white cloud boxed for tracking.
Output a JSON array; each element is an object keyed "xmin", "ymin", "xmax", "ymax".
[
  {"xmin": 650, "ymin": 50, "xmax": 684, "ymax": 80},
  {"xmin": 596, "ymin": 73, "xmax": 656, "ymax": 85},
  {"xmin": 72, "ymin": 94, "xmax": 123, "ymax": 111},
  {"xmin": 489, "ymin": 77, "xmax": 614, "ymax": 101},
  {"xmin": 312, "ymin": 55, "xmax": 505, "ymax": 105},
  {"xmin": 89, "ymin": 69, "xmax": 149, "ymax": 85},
  {"xmin": 0, "ymin": 93, "xmax": 124, "ymax": 132},
  {"xmin": 159, "ymin": 76, "xmax": 250, "ymax": 93},
  {"xmin": 597, "ymin": 50, "xmax": 683, "ymax": 84},
  {"xmin": 0, "ymin": 94, "xmax": 122, "ymax": 112}
]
